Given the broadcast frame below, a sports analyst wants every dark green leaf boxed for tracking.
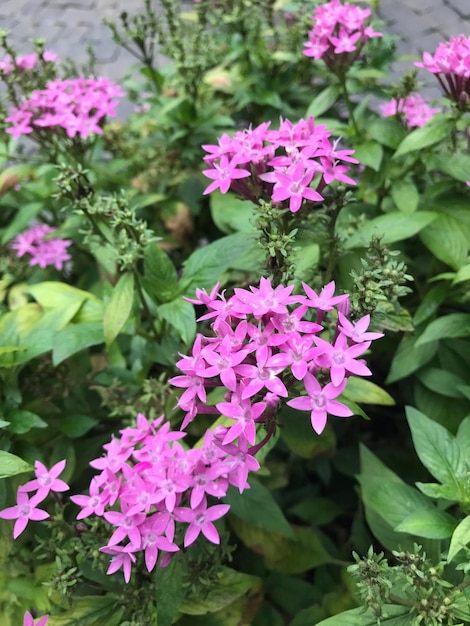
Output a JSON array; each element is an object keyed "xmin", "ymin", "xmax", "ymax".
[
  {"xmin": 158, "ymin": 297, "xmax": 196, "ymax": 345},
  {"xmin": 6, "ymin": 410, "xmax": 47, "ymax": 434},
  {"xmin": 386, "ymin": 334, "xmax": 438, "ymax": 383},
  {"xmin": 406, "ymin": 406, "xmax": 466, "ymax": 485},
  {"xmin": 155, "ymin": 555, "xmax": 187, "ymax": 626},
  {"xmin": 315, "ymin": 605, "xmax": 413, "ymax": 625},
  {"xmin": 416, "ymin": 367, "xmax": 466, "ymax": 398},
  {"xmin": 368, "ymin": 118, "xmax": 407, "ymax": 149},
  {"xmin": 142, "ymin": 242, "xmax": 180, "ymax": 304},
  {"xmin": 420, "ymin": 213, "xmax": 468, "ymax": 270},
  {"xmin": 224, "ymin": 478, "xmax": 294, "ymax": 538},
  {"xmin": 59, "ymin": 414, "xmax": 97, "ymax": 438},
  {"xmin": 428, "ymin": 153, "xmax": 470, "ymax": 183},
  {"xmin": 415, "ymin": 313, "xmax": 470, "ymax": 346}
]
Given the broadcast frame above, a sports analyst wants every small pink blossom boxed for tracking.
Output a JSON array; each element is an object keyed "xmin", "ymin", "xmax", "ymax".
[
  {"xmin": 175, "ymin": 499, "xmax": 231, "ymax": 547},
  {"xmin": 23, "ymin": 612, "xmax": 49, "ymax": 626},
  {"xmin": 380, "ymin": 94, "xmax": 440, "ymax": 127},
  {"xmin": 19, "ymin": 459, "xmax": 69, "ymax": 501},
  {"xmin": 0, "ymin": 491, "xmax": 49, "ymax": 539},
  {"xmin": 11, "ymin": 224, "xmax": 72, "ymax": 270}
]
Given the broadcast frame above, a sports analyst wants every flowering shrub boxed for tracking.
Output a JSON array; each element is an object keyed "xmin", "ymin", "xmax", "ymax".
[
  {"xmin": 5, "ymin": 77, "xmax": 123, "ymax": 140},
  {"xmin": 303, "ymin": 0, "xmax": 382, "ymax": 71},
  {"xmin": 202, "ymin": 117, "xmax": 357, "ymax": 211},
  {"xmin": 1, "ymin": 1, "xmax": 470, "ymax": 625}
]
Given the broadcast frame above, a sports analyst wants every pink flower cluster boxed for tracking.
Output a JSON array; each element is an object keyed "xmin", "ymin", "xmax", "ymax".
[
  {"xmin": 0, "ymin": 50, "xmax": 57, "ymax": 75},
  {"xmin": 175, "ymin": 277, "xmax": 383, "ymax": 436},
  {"xmin": 380, "ymin": 93, "xmax": 440, "ymax": 128},
  {"xmin": 415, "ymin": 35, "xmax": 470, "ymax": 105},
  {"xmin": 202, "ymin": 117, "xmax": 357, "ymax": 213},
  {"xmin": 303, "ymin": 0, "xmax": 382, "ymax": 71},
  {"xmin": 70, "ymin": 413, "xmax": 252, "ymax": 582},
  {"xmin": 6, "ymin": 77, "xmax": 123, "ymax": 140},
  {"xmin": 11, "ymin": 224, "xmax": 72, "ymax": 270},
  {"xmin": 0, "ymin": 460, "xmax": 68, "ymax": 539},
  {"xmin": 23, "ymin": 612, "xmax": 48, "ymax": 626}
]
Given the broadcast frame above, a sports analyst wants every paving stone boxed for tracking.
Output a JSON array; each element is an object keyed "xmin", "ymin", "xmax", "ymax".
[{"xmin": 445, "ymin": 0, "xmax": 470, "ymax": 18}]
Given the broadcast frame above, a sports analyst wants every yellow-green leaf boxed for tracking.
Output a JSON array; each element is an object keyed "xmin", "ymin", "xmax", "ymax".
[{"xmin": 103, "ymin": 273, "xmax": 135, "ymax": 346}]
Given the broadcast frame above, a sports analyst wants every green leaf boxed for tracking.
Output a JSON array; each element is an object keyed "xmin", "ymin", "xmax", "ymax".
[
  {"xmin": 393, "ymin": 115, "xmax": 453, "ymax": 157},
  {"xmin": 315, "ymin": 604, "xmax": 413, "ymax": 625},
  {"xmin": 158, "ymin": 297, "xmax": 196, "ymax": 345},
  {"xmin": 182, "ymin": 233, "xmax": 257, "ymax": 293},
  {"xmin": 306, "ymin": 85, "xmax": 340, "ymax": 117},
  {"xmin": 448, "ymin": 515, "xmax": 470, "ymax": 562},
  {"xmin": 52, "ymin": 322, "xmax": 104, "ymax": 365},
  {"xmin": 6, "ymin": 410, "xmax": 47, "ymax": 434},
  {"xmin": 406, "ymin": 406, "xmax": 466, "ymax": 485},
  {"xmin": 368, "ymin": 118, "xmax": 407, "ymax": 149},
  {"xmin": 155, "ymin": 554, "xmax": 187, "ymax": 626},
  {"xmin": 142, "ymin": 242, "xmax": 180, "ymax": 304},
  {"xmin": 279, "ymin": 406, "xmax": 336, "ymax": 459},
  {"xmin": 288, "ymin": 497, "xmax": 341, "ymax": 526},
  {"xmin": 420, "ymin": 213, "xmax": 468, "ymax": 270},
  {"xmin": 1, "ymin": 202, "xmax": 43, "ymax": 244},
  {"xmin": 358, "ymin": 446, "xmax": 433, "ymax": 544},
  {"xmin": 416, "ymin": 367, "xmax": 466, "ymax": 399},
  {"xmin": 103, "ymin": 273, "xmax": 134, "ymax": 346},
  {"xmin": 395, "ymin": 508, "xmax": 457, "ymax": 539},
  {"xmin": 416, "ymin": 482, "xmax": 457, "ymax": 500},
  {"xmin": 28, "ymin": 282, "xmax": 97, "ymax": 309},
  {"xmin": 181, "ymin": 567, "xmax": 259, "ymax": 615},
  {"xmin": 386, "ymin": 334, "xmax": 438, "ymax": 384},
  {"xmin": 428, "ymin": 153, "xmax": 470, "ymax": 183},
  {"xmin": 415, "ymin": 313, "xmax": 470, "ymax": 346},
  {"xmin": 353, "ymin": 141, "xmax": 383, "ymax": 172},
  {"xmin": 451, "ymin": 264, "xmax": 470, "ymax": 285},
  {"xmin": 46, "ymin": 595, "xmax": 124, "ymax": 626},
  {"xmin": 391, "ymin": 179, "xmax": 419, "ymax": 214},
  {"xmin": 230, "ymin": 519, "xmax": 334, "ymax": 573},
  {"xmin": 59, "ymin": 414, "xmax": 97, "ymax": 438},
  {"xmin": 0, "ymin": 450, "xmax": 32, "ymax": 479},
  {"xmin": 456, "ymin": 417, "xmax": 470, "ymax": 466},
  {"xmin": 413, "ymin": 283, "xmax": 449, "ymax": 326},
  {"xmin": 344, "ymin": 211, "xmax": 437, "ymax": 248},
  {"xmin": 210, "ymin": 192, "xmax": 255, "ymax": 234},
  {"xmin": 344, "ymin": 377, "xmax": 395, "ymax": 405},
  {"xmin": 224, "ymin": 478, "xmax": 294, "ymax": 538}
]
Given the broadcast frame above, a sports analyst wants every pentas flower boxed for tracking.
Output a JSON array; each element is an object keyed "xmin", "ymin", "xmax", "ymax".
[
  {"xmin": 303, "ymin": 0, "xmax": 382, "ymax": 72},
  {"xmin": 23, "ymin": 612, "xmax": 49, "ymax": 626},
  {"xmin": 0, "ymin": 50, "xmax": 57, "ymax": 76},
  {"xmin": 6, "ymin": 76, "xmax": 123, "ymax": 140},
  {"xmin": 201, "ymin": 116, "xmax": 357, "ymax": 213},
  {"xmin": 380, "ymin": 93, "xmax": 440, "ymax": 127},
  {"xmin": 0, "ymin": 459, "xmax": 69, "ymax": 539},
  {"xmin": 416, "ymin": 35, "xmax": 470, "ymax": 107},
  {"xmin": 11, "ymin": 224, "xmax": 72, "ymax": 270},
  {"xmin": 175, "ymin": 278, "xmax": 381, "ymax": 442}
]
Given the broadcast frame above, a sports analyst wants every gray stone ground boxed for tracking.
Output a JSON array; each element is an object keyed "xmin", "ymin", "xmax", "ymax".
[{"xmin": 1, "ymin": 0, "xmax": 469, "ymax": 110}]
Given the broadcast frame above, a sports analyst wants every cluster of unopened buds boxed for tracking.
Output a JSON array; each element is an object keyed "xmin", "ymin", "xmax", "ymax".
[
  {"xmin": 11, "ymin": 224, "xmax": 72, "ymax": 270},
  {"xmin": 0, "ymin": 50, "xmax": 57, "ymax": 75},
  {"xmin": 202, "ymin": 116, "xmax": 357, "ymax": 213},
  {"xmin": 380, "ymin": 93, "xmax": 440, "ymax": 128},
  {"xmin": 415, "ymin": 34, "xmax": 470, "ymax": 108},
  {"xmin": 302, "ymin": 0, "xmax": 382, "ymax": 72},
  {"xmin": 5, "ymin": 76, "xmax": 123, "ymax": 140}
]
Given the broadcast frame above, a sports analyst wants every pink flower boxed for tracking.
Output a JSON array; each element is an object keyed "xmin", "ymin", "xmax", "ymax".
[
  {"xmin": 313, "ymin": 332, "xmax": 372, "ymax": 386},
  {"xmin": 175, "ymin": 499, "xmax": 230, "ymax": 547},
  {"xmin": 23, "ymin": 612, "xmax": 49, "ymax": 626},
  {"xmin": 270, "ymin": 163, "xmax": 323, "ymax": 212},
  {"xmin": 287, "ymin": 375, "xmax": 353, "ymax": 434},
  {"xmin": 19, "ymin": 459, "xmax": 69, "ymax": 501},
  {"xmin": 0, "ymin": 491, "xmax": 49, "ymax": 539},
  {"xmin": 11, "ymin": 224, "xmax": 72, "ymax": 270},
  {"xmin": 338, "ymin": 312, "xmax": 384, "ymax": 343},
  {"xmin": 202, "ymin": 155, "xmax": 251, "ymax": 195},
  {"xmin": 100, "ymin": 545, "xmax": 136, "ymax": 583},
  {"xmin": 380, "ymin": 94, "xmax": 440, "ymax": 127}
]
